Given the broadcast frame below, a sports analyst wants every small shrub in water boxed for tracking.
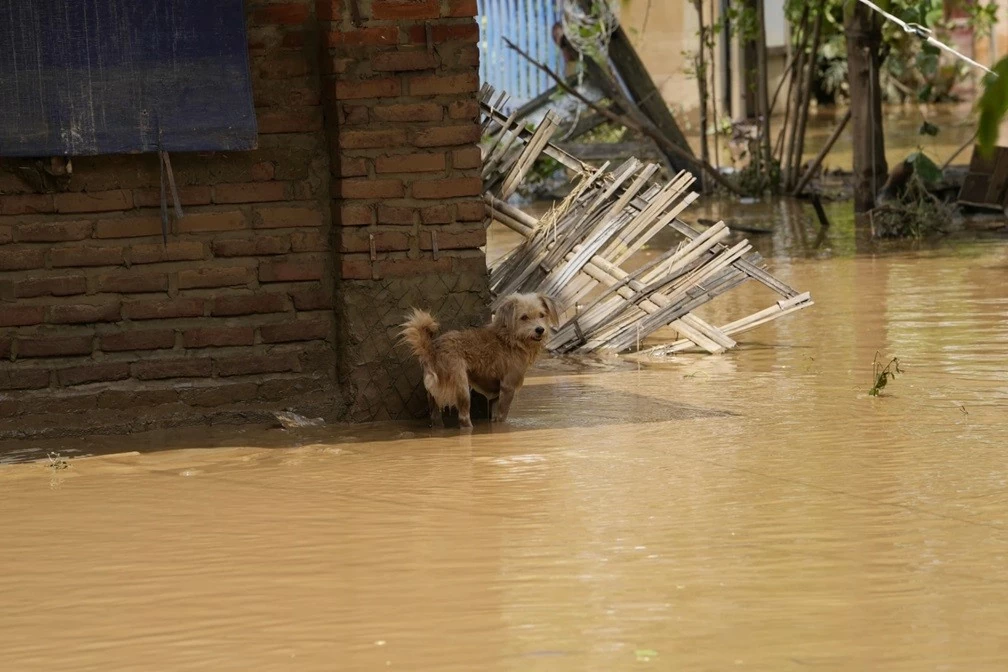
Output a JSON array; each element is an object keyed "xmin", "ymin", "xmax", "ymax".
[{"xmin": 869, "ymin": 352, "xmax": 903, "ymax": 397}]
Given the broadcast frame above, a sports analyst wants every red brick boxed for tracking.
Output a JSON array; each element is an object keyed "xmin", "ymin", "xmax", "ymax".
[
  {"xmin": 378, "ymin": 205, "xmax": 417, "ymax": 225},
  {"xmin": 123, "ymin": 298, "xmax": 206, "ymax": 320},
  {"xmin": 180, "ymin": 383, "xmax": 259, "ymax": 407},
  {"xmin": 0, "ymin": 224, "xmax": 11, "ymax": 244},
  {"xmin": 214, "ymin": 353, "xmax": 300, "ymax": 377},
  {"xmin": 129, "ymin": 241, "xmax": 206, "ymax": 264},
  {"xmin": 261, "ymin": 317, "xmax": 332, "ymax": 343},
  {"xmin": 451, "ymin": 44, "xmax": 480, "ymax": 68},
  {"xmin": 371, "ymin": 50, "xmax": 438, "ymax": 72},
  {"xmin": 407, "ymin": 21, "xmax": 479, "ymax": 43},
  {"xmin": 12, "ymin": 220, "xmax": 90, "ymax": 242},
  {"xmin": 132, "ymin": 186, "xmax": 212, "ymax": 208},
  {"xmin": 413, "ymin": 123, "xmax": 481, "ymax": 147},
  {"xmin": 256, "ymin": 53, "xmax": 310, "ymax": 78},
  {"xmin": 50, "ymin": 245, "xmax": 124, "ymax": 268},
  {"xmin": 260, "ymin": 256, "xmax": 325, "ymax": 282},
  {"xmin": 377, "ymin": 256, "xmax": 451, "ymax": 277},
  {"xmin": 421, "ymin": 204, "xmax": 453, "ymax": 224},
  {"xmin": 340, "ymin": 256, "xmax": 372, "ymax": 279},
  {"xmin": 337, "ymin": 204, "xmax": 373, "ymax": 226},
  {"xmin": 338, "ymin": 128, "xmax": 409, "ymax": 149},
  {"xmin": 183, "ymin": 326, "xmax": 255, "ymax": 348},
  {"xmin": 290, "ymin": 287, "xmax": 331, "ymax": 311},
  {"xmin": 47, "ymin": 302, "xmax": 121, "ymax": 325},
  {"xmin": 333, "ymin": 178, "xmax": 404, "ymax": 199},
  {"xmin": 96, "ymin": 270, "xmax": 168, "ymax": 294},
  {"xmin": 254, "ymin": 206, "xmax": 324, "ymax": 229},
  {"xmin": 211, "ymin": 293, "xmax": 290, "ymax": 316},
  {"xmin": 334, "ymin": 78, "xmax": 401, "ymax": 100},
  {"xmin": 17, "ymin": 335, "xmax": 94, "ymax": 358},
  {"xmin": 337, "ymin": 157, "xmax": 369, "ymax": 177},
  {"xmin": 54, "ymin": 190, "xmax": 132, "ymax": 213},
  {"xmin": 452, "ymin": 146, "xmax": 482, "ymax": 169},
  {"xmin": 0, "ymin": 368, "xmax": 50, "ymax": 391},
  {"xmin": 413, "ymin": 177, "xmax": 482, "ymax": 199},
  {"xmin": 0, "ymin": 248, "xmax": 46, "ymax": 271},
  {"xmin": 420, "ymin": 227, "xmax": 486, "ymax": 250},
  {"xmin": 15, "ymin": 275, "xmax": 87, "ymax": 298},
  {"xmin": 456, "ymin": 200, "xmax": 486, "ymax": 221},
  {"xmin": 0, "ymin": 305, "xmax": 46, "ymax": 327},
  {"xmin": 447, "ymin": 98, "xmax": 479, "ymax": 120},
  {"xmin": 94, "ymin": 216, "xmax": 163, "ymax": 239},
  {"xmin": 251, "ymin": 162, "xmax": 276, "ymax": 181},
  {"xmin": 324, "ymin": 26, "xmax": 397, "ymax": 47},
  {"xmin": 214, "ymin": 181, "xmax": 287, "ymax": 204},
  {"xmin": 371, "ymin": 102, "xmax": 444, "ymax": 123},
  {"xmin": 316, "ymin": 0, "xmax": 344, "ymax": 21},
  {"xmin": 291, "ymin": 230, "xmax": 329, "ymax": 252},
  {"xmin": 212, "ymin": 236, "xmax": 290, "ymax": 257},
  {"xmin": 57, "ymin": 363, "xmax": 131, "ymax": 386},
  {"xmin": 372, "ymin": 0, "xmax": 439, "ymax": 19},
  {"xmin": 132, "ymin": 358, "xmax": 213, "ymax": 381},
  {"xmin": 178, "ymin": 266, "xmax": 252, "ymax": 290},
  {"xmin": 100, "ymin": 330, "xmax": 176, "ymax": 352},
  {"xmin": 253, "ymin": 2, "xmax": 310, "ymax": 24},
  {"xmin": 281, "ymin": 30, "xmax": 308, "ymax": 49},
  {"xmin": 256, "ymin": 108, "xmax": 324, "ymax": 134},
  {"xmin": 0, "ymin": 193, "xmax": 54, "ymax": 216},
  {"xmin": 408, "ymin": 71, "xmax": 479, "ymax": 97},
  {"xmin": 339, "ymin": 104, "xmax": 370, "ymax": 126},
  {"xmin": 375, "ymin": 152, "xmax": 446, "ymax": 174},
  {"xmin": 98, "ymin": 389, "xmax": 179, "ymax": 409},
  {"xmin": 444, "ymin": 0, "xmax": 477, "ymax": 17},
  {"xmin": 177, "ymin": 211, "xmax": 246, "ymax": 233},
  {"xmin": 340, "ymin": 229, "xmax": 411, "ymax": 253}
]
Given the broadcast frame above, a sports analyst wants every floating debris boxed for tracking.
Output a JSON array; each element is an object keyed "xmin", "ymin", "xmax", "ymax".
[
  {"xmin": 480, "ymin": 86, "xmax": 814, "ymax": 355},
  {"xmin": 273, "ymin": 411, "xmax": 324, "ymax": 430}
]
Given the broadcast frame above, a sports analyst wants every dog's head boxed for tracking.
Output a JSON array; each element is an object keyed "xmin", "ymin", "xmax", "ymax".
[{"xmin": 495, "ymin": 293, "xmax": 560, "ymax": 344}]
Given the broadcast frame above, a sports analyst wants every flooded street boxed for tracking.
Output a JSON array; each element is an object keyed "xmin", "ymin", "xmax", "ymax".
[{"xmin": 3, "ymin": 228, "xmax": 1008, "ymax": 670}]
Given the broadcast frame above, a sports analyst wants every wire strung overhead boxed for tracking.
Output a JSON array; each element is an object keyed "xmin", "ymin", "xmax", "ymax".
[{"xmin": 854, "ymin": 0, "xmax": 996, "ymax": 77}]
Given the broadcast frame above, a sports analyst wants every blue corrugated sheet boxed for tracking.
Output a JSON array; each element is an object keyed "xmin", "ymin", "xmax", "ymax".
[
  {"xmin": 0, "ymin": 0, "xmax": 256, "ymax": 156},
  {"xmin": 478, "ymin": 0, "xmax": 563, "ymax": 109}
]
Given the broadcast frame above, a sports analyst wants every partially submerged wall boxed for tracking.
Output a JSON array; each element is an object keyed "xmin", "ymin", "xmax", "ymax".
[{"xmin": 0, "ymin": 0, "xmax": 488, "ymax": 437}]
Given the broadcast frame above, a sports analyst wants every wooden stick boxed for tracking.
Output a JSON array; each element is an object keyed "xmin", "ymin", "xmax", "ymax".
[
  {"xmin": 502, "ymin": 38, "xmax": 746, "ymax": 196},
  {"xmin": 792, "ymin": 108, "xmax": 851, "ymax": 196}
]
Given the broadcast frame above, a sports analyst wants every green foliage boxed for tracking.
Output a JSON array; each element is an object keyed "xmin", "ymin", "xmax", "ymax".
[
  {"xmin": 871, "ymin": 150, "xmax": 951, "ymax": 239},
  {"xmin": 907, "ymin": 150, "xmax": 941, "ymax": 185},
  {"xmin": 918, "ymin": 119, "xmax": 939, "ymax": 137},
  {"xmin": 977, "ymin": 57, "xmax": 1008, "ymax": 158},
  {"xmin": 869, "ymin": 353, "xmax": 903, "ymax": 397}
]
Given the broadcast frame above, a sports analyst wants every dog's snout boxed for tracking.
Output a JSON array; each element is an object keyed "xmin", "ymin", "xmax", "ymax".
[{"xmin": 535, "ymin": 326, "xmax": 545, "ymax": 335}]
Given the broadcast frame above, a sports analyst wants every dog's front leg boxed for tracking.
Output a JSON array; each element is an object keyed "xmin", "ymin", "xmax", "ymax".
[{"xmin": 494, "ymin": 384, "xmax": 517, "ymax": 422}]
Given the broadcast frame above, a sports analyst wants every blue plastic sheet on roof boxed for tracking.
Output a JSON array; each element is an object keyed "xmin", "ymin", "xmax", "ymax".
[{"xmin": 0, "ymin": 0, "xmax": 257, "ymax": 156}]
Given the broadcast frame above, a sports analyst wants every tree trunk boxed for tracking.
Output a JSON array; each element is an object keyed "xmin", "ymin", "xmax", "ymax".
[
  {"xmin": 844, "ymin": 2, "xmax": 887, "ymax": 213},
  {"xmin": 755, "ymin": 0, "xmax": 773, "ymax": 186},
  {"xmin": 693, "ymin": 1, "xmax": 710, "ymax": 190}
]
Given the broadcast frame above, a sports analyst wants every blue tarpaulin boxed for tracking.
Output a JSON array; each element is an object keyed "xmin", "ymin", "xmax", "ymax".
[{"xmin": 0, "ymin": 0, "xmax": 257, "ymax": 156}]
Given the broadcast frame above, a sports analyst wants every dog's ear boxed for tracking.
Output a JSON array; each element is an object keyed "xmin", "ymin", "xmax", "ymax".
[
  {"xmin": 494, "ymin": 296, "xmax": 519, "ymax": 332},
  {"xmin": 538, "ymin": 294, "xmax": 560, "ymax": 327}
]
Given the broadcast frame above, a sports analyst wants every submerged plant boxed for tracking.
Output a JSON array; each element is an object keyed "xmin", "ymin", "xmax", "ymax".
[
  {"xmin": 46, "ymin": 452, "xmax": 69, "ymax": 470},
  {"xmin": 869, "ymin": 352, "xmax": 903, "ymax": 397}
]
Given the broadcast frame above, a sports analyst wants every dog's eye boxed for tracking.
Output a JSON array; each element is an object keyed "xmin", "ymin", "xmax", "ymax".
[
  {"xmin": 539, "ymin": 312, "xmax": 545, "ymax": 318},
  {"xmin": 520, "ymin": 315, "xmax": 529, "ymax": 321}
]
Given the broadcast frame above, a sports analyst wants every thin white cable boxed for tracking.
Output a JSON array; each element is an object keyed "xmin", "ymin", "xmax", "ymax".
[{"xmin": 854, "ymin": 0, "xmax": 996, "ymax": 77}]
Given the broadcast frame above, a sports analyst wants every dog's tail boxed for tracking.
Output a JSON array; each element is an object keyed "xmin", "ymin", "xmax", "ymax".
[{"xmin": 400, "ymin": 308, "xmax": 439, "ymax": 371}]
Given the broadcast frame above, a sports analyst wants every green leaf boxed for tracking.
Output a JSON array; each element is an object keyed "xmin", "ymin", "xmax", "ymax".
[
  {"xmin": 977, "ymin": 57, "xmax": 1008, "ymax": 158},
  {"xmin": 908, "ymin": 151, "xmax": 942, "ymax": 185},
  {"xmin": 918, "ymin": 120, "xmax": 939, "ymax": 137}
]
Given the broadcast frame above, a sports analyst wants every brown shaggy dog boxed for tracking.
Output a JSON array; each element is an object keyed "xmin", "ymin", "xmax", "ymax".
[{"xmin": 400, "ymin": 293, "xmax": 560, "ymax": 428}]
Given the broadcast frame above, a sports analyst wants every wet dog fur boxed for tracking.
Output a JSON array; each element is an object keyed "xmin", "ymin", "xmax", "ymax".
[{"xmin": 400, "ymin": 293, "xmax": 560, "ymax": 428}]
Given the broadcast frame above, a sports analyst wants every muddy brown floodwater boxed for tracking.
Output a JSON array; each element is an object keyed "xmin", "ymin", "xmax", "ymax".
[{"xmin": 2, "ymin": 225, "xmax": 1008, "ymax": 670}]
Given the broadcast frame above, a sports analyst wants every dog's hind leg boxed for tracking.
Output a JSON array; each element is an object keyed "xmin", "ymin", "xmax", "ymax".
[
  {"xmin": 427, "ymin": 392, "xmax": 443, "ymax": 428},
  {"xmin": 456, "ymin": 387, "xmax": 473, "ymax": 429}
]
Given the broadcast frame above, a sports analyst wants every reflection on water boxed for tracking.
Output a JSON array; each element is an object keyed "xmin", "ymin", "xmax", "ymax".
[{"xmin": 3, "ymin": 243, "xmax": 1008, "ymax": 670}]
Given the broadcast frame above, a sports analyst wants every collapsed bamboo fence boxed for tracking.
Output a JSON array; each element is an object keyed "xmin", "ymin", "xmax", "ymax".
[{"xmin": 479, "ymin": 85, "xmax": 814, "ymax": 355}]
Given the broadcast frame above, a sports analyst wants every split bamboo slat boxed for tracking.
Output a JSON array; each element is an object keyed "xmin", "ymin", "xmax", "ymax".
[{"xmin": 478, "ymin": 86, "xmax": 814, "ymax": 355}]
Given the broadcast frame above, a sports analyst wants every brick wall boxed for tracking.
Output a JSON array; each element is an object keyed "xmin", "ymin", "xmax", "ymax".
[
  {"xmin": 322, "ymin": 0, "xmax": 489, "ymax": 421},
  {"xmin": 0, "ymin": 0, "xmax": 489, "ymax": 436}
]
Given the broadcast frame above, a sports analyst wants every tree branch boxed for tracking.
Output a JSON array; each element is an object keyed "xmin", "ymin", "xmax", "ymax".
[{"xmin": 503, "ymin": 38, "xmax": 745, "ymax": 196}]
